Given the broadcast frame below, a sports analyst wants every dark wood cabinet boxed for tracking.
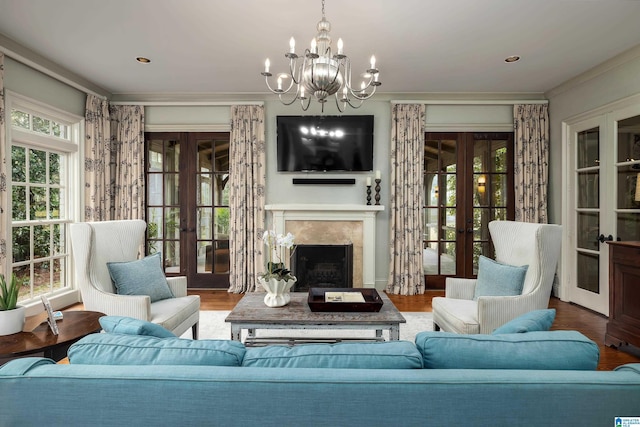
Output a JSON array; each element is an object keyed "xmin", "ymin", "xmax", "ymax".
[{"xmin": 605, "ymin": 241, "xmax": 640, "ymax": 349}]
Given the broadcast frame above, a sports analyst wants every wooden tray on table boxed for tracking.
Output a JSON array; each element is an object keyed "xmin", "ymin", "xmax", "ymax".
[{"xmin": 307, "ymin": 287, "xmax": 384, "ymax": 312}]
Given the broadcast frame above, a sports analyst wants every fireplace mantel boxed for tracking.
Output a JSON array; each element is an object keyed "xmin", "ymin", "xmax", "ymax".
[{"xmin": 265, "ymin": 204, "xmax": 384, "ymax": 288}]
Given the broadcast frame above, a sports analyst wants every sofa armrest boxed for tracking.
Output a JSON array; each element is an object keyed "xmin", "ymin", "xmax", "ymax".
[
  {"xmin": 445, "ymin": 277, "xmax": 476, "ymax": 300},
  {"xmin": 166, "ymin": 276, "xmax": 188, "ymax": 297}
]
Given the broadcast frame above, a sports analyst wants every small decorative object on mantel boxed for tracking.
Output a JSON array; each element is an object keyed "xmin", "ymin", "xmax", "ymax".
[
  {"xmin": 374, "ymin": 170, "xmax": 382, "ymax": 206},
  {"xmin": 366, "ymin": 176, "xmax": 372, "ymax": 205},
  {"xmin": 0, "ymin": 273, "xmax": 26, "ymax": 336},
  {"xmin": 259, "ymin": 230, "xmax": 297, "ymax": 307}
]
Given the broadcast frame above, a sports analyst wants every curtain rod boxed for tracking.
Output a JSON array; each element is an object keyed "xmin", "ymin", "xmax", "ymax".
[
  {"xmin": 391, "ymin": 99, "xmax": 548, "ymax": 105},
  {"xmin": 109, "ymin": 101, "xmax": 265, "ymax": 106}
]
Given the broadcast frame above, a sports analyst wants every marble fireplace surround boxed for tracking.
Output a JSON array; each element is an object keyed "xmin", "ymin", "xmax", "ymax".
[{"xmin": 265, "ymin": 204, "xmax": 384, "ymax": 288}]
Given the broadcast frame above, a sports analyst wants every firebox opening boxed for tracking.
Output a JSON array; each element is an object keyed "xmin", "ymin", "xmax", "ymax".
[{"xmin": 291, "ymin": 244, "xmax": 353, "ymax": 292}]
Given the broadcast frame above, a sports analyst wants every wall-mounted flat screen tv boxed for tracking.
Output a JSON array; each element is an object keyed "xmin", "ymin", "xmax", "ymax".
[{"xmin": 276, "ymin": 115, "xmax": 374, "ymax": 172}]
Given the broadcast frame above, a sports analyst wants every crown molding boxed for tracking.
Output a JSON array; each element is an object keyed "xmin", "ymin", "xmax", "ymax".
[
  {"xmin": 0, "ymin": 32, "xmax": 110, "ymax": 99},
  {"xmin": 545, "ymin": 44, "xmax": 640, "ymax": 99}
]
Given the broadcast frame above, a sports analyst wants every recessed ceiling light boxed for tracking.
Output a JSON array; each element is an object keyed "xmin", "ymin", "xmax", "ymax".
[
  {"xmin": 136, "ymin": 57, "xmax": 151, "ymax": 64},
  {"xmin": 504, "ymin": 55, "xmax": 521, "ymax": 63}
]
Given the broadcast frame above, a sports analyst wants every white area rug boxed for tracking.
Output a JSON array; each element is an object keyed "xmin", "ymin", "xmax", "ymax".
[{"xmin": 183, "ymin": 311, "xmax": 433, "ymax": 343}]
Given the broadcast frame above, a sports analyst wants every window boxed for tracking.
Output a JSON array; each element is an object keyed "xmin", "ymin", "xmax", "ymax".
[{"xmin": 7, "ymin": 95, "xmax": 81, "ymax": 305}]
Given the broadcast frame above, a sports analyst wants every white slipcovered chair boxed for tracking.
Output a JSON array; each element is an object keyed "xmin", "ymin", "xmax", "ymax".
[
  {"xmin": 70, "ymin": 220, "xmax": 200, "ymax": 338},
  {"xmin": 432, "ymin": 220, "xmax": 562, "ymax": 334}
]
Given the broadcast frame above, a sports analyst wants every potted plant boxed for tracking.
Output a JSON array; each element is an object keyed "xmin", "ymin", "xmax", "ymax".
[
  {"xmin": 259, "ymin": 230, "xmax": 297, "ymax": 307},
  {"xmin": 0, "ymin": 273, "xmax": 26, "ymax": 336}
]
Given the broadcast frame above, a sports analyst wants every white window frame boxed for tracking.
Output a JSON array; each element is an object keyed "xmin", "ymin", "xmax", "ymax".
[{"xmin": 5, "ymin": 91, "xmax": 83, "ymax": 313}]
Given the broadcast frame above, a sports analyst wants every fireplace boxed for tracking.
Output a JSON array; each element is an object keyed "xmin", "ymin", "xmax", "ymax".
[{"xmin": 291, "ymin": 244, "xmax": 353, "ymax": 292}]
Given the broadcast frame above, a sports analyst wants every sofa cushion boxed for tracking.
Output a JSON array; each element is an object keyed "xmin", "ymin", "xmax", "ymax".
[
  {"xmin": 242, "ymin": 341, "xmax": 423, "ymax": 369},
  {"xmin": 473, "ymin": 255, "xmax": 528, "ymax": 301},
  {"xmin": 492, "ymin": 309, "xmax": 556, "ymax": 334},
  {"xmin": 107, "ymin": 253, "xmax": 174, "ymax": 303},
  {"xmin": 99, "ymin": 315, "xmax": 176, "ymax": 338},
  {"xmin": 415, "ymin": 330, "xmax": 599, "ymax": 370},
  {"xmin": 68, "ymin": 333, "xmax": 245, "ymax": 366}
]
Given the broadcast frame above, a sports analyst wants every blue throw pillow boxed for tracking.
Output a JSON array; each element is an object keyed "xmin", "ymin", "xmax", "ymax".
[
  {"xmin": 492, "ymin": 309, "xmax": 556, "ymax": 334},
  {"xmin": 107, "ymin": 253, "xmax": 174, "ymax": 303},
  {"xmin": 473, "ymin": 255, "xmax": 528, "ymax": 301},
  {"xmin": 68, "ymin": 334, "xmax": 246, "ymax": 366},
  {"xmin": 99, "ymin": 316, "xmax": 176, "ymax": 338}
]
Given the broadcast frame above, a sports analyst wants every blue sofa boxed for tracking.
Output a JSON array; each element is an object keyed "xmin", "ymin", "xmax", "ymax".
[{"xmin": 1, "ymin": 327, "xmax": 640, "ymax": 426}]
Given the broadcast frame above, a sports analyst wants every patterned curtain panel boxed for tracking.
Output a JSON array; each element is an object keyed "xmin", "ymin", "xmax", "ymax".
[
  {"xmin": 513, "ymin": 104, "xmax": 549, "ymax": 223},
  {"xmin": 84, "ymin": 94, "xmax": 112, "ymax": 221},
  {"xmin": 110, "ymin": 105, "xmax": 145, "ymax": 220},
  {"xmin": 386, "ymin": 104, "xmax": 426, "ymax": 295},
  {"xmin": 228, "ymin": 105, "xmax": 266, "ymax": 293},
  {"xmin": 0, "ymin": 53, "xmax": 7, "ymax": 277}
]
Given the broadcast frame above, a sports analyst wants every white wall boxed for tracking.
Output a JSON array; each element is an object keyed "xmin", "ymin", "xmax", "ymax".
[
  {"xmin": 4, "ymin": 57, "xmax": 85, "ymax": 116},
  {"xmin": 546, "ymin": 52, "xmax": 640, "ymax": 224}
]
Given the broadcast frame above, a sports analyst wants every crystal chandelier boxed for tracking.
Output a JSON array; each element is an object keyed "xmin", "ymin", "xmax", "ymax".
[{"xmin": 261, "ymin": 0, "xmax": 381, "ymax": 112}]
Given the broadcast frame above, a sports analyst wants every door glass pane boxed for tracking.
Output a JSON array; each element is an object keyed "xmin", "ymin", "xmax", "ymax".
[
  {"xmin": 214, "ymin": 174, "xmax": 229, "ymax": 206},
  {"xmin": 165, "ymin": 174, "xmax": 179, "ymax": 204},
  {"xmin": 616, "ymin": 116, "xmax": 640, "ymax": 163},
  {"xmin": 148, "ymin": 140, "xmax": 163, "ymax": 172},
  {"xmin": 617, "ymin": 165, "xmax": 640, "ymax": 209},
  {"xmin": 214, "ymin": 208, "xmax": 230, "ymax": 239},
  {"xmin": 197, "ymin": 174, "xmax": 212, "ymax": 205},
  {"xmin": 577, "ymin": 171, "xmax": 599, "ymax": 208},
  {"xmin": 577, "ymin": 128, "xmax": 599, "ymax": 168},
  {"xmin": 165, "ymin": 141, "xmax": 180, "ymax": 172},
  {"xmin": 197, "ymin": 138, "xmax": 213, "ymax": 172},
  {"xmin": 617, "ymin": 213, "xmax": 640, "ymax": 241},
  {"xmin": 577, "ymin": 212, "xmax": 599, "ymax": 251},
  {"xmin": 443, "ymin": 174, "xmax": 456, "ymax": 206},
  {"xmin": 198, "ymin": 208, "xmax": 213, "ymax": 240},
  {"xmin": 165, "ymin": 208, "xmax": 180, "ymax": 239},
  {"xmin": 577, "ymin": 252, "xmax": 599, "ymax": 293},
  {"xmin": 423, "ymin": 208, "xmax": 439, "ymax": 240}
]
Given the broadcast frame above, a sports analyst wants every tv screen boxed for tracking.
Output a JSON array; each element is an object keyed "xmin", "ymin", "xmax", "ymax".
[{"xmin": 277, "ymin": 115, "xmax": 374, "ymax": 172}]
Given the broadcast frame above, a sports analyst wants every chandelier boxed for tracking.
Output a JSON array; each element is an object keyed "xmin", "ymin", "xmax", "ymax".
[{"xmin": 261, "ymin": 0, "xmax": 381, "ymax": 112}]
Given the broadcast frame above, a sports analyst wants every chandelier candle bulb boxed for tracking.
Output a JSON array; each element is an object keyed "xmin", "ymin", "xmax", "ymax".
[
  {"xmin": 337, "ymin": 38, "xmax": 344, "ymax": 54},
  {"xmin": 289, "ymin": 37, "xmax": 295, "ymax": 53},
  {"xmin": 370, "ymin": 55, "xmax": 376, "ymax": 69},
  {"xmin": 277, "ymin": 77, "xmax": 283, "ymax": 91},
  {"xmin": 264, "ymin": 59, "xmax": 270, "ymax": 74}
]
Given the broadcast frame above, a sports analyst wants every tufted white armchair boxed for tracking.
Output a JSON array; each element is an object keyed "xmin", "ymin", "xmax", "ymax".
[
  {"xmin": 70, "ymin": 220, "xmax": 200, "ymax": 338},
  {"xmin": 432, "ymin": 220, "xmax": 562, "ymax": 334}
]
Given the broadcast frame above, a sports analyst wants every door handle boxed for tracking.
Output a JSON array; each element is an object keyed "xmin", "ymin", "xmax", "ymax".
[{"xmin": 597, "ymin": 234, "xmax": 613, "ymax": 243}]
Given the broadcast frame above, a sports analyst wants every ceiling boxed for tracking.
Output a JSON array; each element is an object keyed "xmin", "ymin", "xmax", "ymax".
[{"xmin": 1, "ymin": 0, "xmax": 640, "ymax": 99}]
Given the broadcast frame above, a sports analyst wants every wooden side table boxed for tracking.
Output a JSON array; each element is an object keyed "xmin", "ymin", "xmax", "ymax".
[{"xmin": 0, "ymin": 310, "xmax": 103, "ymax": 363}]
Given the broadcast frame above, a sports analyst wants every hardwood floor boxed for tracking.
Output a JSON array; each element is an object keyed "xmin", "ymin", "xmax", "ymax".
[{"xmin": 191, "ymin": 289, "xmax": 640, "ymax": 371}]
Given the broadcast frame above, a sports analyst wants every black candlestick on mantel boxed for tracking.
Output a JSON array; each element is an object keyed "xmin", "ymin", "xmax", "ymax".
[
  {"xmin": 374, "ymin": 179, "xmax": 381, "ymax": 205},
  {"xmin": 366, "ymin": 185, "xmax": 372, "ymax": 205}
]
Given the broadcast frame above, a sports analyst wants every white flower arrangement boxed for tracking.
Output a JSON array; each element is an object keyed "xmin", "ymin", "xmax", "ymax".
[{"xmin": 261, "ymin": 230, "xmax": 296, "ymax": 281}]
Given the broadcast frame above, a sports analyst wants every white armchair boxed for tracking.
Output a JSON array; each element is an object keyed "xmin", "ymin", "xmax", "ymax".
[
  {"xmin": 70, "ymin": 220, "xmax": 200, "ymax": 338},
  {"xmin": 432, "ymin": 220, "xmax": 562, "ymax": 334}
]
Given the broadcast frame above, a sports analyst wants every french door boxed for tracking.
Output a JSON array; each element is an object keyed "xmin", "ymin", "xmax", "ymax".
[
  {"xmin": 145, "ymin": 132, "xmax": 230, "ymax": 288},
  {"xmin": 423, "ymin": 132, "xmax": 514, "ymax": 289},
  {"xmin": 567, "ymin": 105, "xmax": 640, "ymax": 315}
]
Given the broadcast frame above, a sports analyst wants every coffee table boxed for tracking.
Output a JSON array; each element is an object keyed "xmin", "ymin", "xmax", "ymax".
[
  {"xmin": 225, "ymin": 292, "xmax": 405, "ymax": 346},
  {"xmin": 0, "ymin": 310, "xmax": 103, "ymax": 362}
]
